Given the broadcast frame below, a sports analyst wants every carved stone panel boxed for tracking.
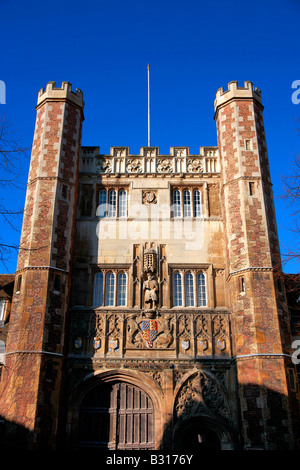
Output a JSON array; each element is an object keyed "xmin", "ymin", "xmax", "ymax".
[{"xmin": 174, "ymin": 371, "xmax": 229, "ymax": 421}]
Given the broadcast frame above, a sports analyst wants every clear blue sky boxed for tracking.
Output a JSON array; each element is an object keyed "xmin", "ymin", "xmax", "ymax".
[{"xmin": 0, "ymin": 0, "xmax": 299, "ymax": 274}]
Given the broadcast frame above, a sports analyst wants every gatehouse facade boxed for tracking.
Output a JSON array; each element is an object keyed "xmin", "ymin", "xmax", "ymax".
[{"xmin": 0, "ymin": 81, "xmax": 299, "ymax": 450}]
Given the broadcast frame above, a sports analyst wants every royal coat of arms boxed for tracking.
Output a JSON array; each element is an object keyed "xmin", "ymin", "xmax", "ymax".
[{"xmin": 141, "ymin": 319, "xmax": 158, "ymax": 348}]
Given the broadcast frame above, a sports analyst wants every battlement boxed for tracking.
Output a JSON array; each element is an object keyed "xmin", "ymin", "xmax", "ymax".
[
  {"xmin": 80, "ymin": 145, "xmax": 219, "ymax": 174},
  {"xmin": 37, "ymin": 81, "xmax": 84, "ymax": 109},
  {"xmin": 214, "ymin": 81, "xmax": 262, "ymax": 113}
]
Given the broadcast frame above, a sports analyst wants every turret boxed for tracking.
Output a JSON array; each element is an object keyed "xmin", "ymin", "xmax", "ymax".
[
  {"xmin": 0, "ymin": 82, "xmax": 84, "ymax": 448},
  {"xmin": 214, "ymin": 81, "xmax": 298, "ymax": 449}
]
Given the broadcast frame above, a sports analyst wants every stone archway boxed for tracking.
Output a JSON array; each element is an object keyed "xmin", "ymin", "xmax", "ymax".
[
  {"xmin": 172, "ymin": 370, "xmax": 235, "ymax": 450},
  {"xmin": 79, "ymin": 381, "xmax": 155, "ymax": 450},
  {"xmin": 174, "ymin": 417, "xmax": 222, "ymax": 451},
  {"xmin": 67, "ymin": 370, "xmax": 163, "ymax": 450}
]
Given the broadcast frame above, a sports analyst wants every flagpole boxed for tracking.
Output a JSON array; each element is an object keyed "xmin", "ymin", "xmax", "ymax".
[{"xmin": 147, "ymin": 64, "xmax": 150, "ymax": 147}]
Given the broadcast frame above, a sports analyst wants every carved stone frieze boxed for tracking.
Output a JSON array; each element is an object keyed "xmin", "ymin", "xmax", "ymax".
[{"xmin": 69, "ymin": 309, "xmax": 231, "ymax": 356}]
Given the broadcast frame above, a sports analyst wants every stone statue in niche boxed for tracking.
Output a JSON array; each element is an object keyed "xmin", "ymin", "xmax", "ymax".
[{"xmin": 143, "ymin": 273, "xmax": 158, "ymax": 311}]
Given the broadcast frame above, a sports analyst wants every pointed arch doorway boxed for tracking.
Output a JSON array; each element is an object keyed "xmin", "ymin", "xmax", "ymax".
[{"xmin": 78, "ymin": 381, "xmax": 155, "ymax": 450}]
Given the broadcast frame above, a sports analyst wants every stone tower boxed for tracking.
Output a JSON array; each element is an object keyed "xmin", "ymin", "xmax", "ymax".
[
  {"xmin": 0, "ymin": 82, "xmax": 84, "ymax": 448},
  {"xmin": 214, "ymin": 81, "xmax": 298, "ymax": 449}
]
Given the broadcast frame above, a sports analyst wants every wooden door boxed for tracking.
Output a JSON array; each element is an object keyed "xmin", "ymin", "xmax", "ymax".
[{"xmin": 79, "ymin": 381, "xmax": 155, "ymax": 450}]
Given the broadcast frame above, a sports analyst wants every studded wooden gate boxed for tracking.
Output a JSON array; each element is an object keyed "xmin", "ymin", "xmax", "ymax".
[{"xmin": 79, "ymin": 381, "xmax": 155, "ymax": 449}]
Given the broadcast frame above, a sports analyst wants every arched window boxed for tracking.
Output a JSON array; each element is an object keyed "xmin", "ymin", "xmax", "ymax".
[
  {"xmin": 118, "ymin": 190, "xmax": 127, "ymax": 218},
  {"xmin": 108, "ymin": 190, "xmax": 117, "ymax": 217},
  {"xmin": 117, "ymin": 272, "xmax": 127, "ymax": 306},
  {"xmin": 173, "ymin": 190, "xmax": 181, "ymax": 217},
  {"xmin": 193, "ymin": 189, "xmax": 201, "ymax": 217},
  {"xmin": 98, "ymin": 189, "xmax": 107, "ymax": 218},
  {"xmin": 183, "ymin": 190, "xmax": 191, "ymax": 217},
  {"xmin": 93, "ymin": 272, "xmax": 104, "ymax": 306},
  {"xmin": 197, "ymin": 272, "xmax": 206, "ymax": 306},
  {"xmin": 105, "ymin": 272, "xmax": 115, "ymax": 306},
  {"xmin": 185, "ymin": 272, "xmax": 195, "ymax": 306},
  {"xmin": 173, "ymin": 272, "xmax": 183, "ymax": 306}
]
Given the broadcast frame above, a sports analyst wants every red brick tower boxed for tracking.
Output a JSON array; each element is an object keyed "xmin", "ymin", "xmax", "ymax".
[
  {"xmin": 215, "ymin": 81, "xmax": 299, "ymax": 449},
  {"xmin": 0, "ymin": 82, "xmax": 84, "ymax": 448}
]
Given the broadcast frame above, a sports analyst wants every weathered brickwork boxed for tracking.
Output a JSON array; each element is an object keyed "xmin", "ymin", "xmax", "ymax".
[
  {"xmin": 0, "ymin": 83, "xmax": 84, "ymax": 447},
  {"xmin": 215, "ymin": 81, "xmax": 298, "ymax": 449}
]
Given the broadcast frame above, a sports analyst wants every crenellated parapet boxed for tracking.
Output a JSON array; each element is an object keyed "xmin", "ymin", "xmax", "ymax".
[
  {"xmin": 37, "ymin": 81, "xmax": 84, "ymax": 110},
  {"xmin": 214, "ymin": 80, "xmax": 262, "ymax": 115},
  {"xmin": 80, "ymin": 146, "xmax": 219, "ymax": 175}
]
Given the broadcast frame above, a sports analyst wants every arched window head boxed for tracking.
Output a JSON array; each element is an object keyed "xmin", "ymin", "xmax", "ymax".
[
  {"xmin": 105, "ymin": 272, "xmax": 115, "ymax": 306},
  {"xmin": 197, "ymin": 272, "xmax": 207, "ymax": 306},
  {"xmin": 185, "ymin": 272, "xmax": 195, "ymax": 306},
  {"xmin": 173, "ymin": 272, "xmax": 183, "ymax": 306},
  {"xmin": 93, "ymin": 272, "xmax": 104, "ymax": 306}
]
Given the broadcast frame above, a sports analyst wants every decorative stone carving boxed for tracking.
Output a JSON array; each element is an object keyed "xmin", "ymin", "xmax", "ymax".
[
  {"xmin": 175, "ymin": 371, "xmax": 229, "ymax": 420},
  {"xmin": 143, "ymin": 273, "xmax": 158, "ymax": 311},
  {"xmin": 187, "ymin": 158, "xmax": 203, "ymax": 173},
  {"xmin": 126, "ymin": 158, "xmax": 142, "ymax": 173},
  {"xmin": 142, "ymin": 190, "xmax": 157, "ymax": 204},
  {"xmin": 157, "ymin": 158, "xmax": 173, "ymax": 173},
  {"xmin": 97, "ymin": 158, "xmax": 112, "ymax": 173},
  {"xmin": 125, "ymin": 313, "xmax": 174, "ymax": 349},
  {"xmin": 143, "ymin": 246, "xmax": 157, "ymax": 273}
]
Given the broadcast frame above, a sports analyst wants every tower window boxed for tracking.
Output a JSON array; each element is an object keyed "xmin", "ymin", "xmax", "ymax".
[
  {"xmin": 62, "ymin": 185, "xmax": 68, "ymax": 200},
  {"xmin": 173, "ymin": 190, "xmax": 182, "ymax": 217},
  {"xmin": 239, "ymin": 276, "xmax": 245, "ymax": 293},
  {"xmin": 173, "ymin": 272, "xmax": 183, "ymax": 306},
  {"xmin": 117, "ymin": 272, "xmax": 127, "ymax": 306},
  {"xmin": 118, "ymin": 190, "xmax": 127, "ymax": 218},
  {"xmin": 16, "ymin": 275, "xmax": 22, "ymax": 293},
  {"xmin": 108, "ymin": 190, "xmax": 117, "ymax": 217},
  {"xmin": 98, "ymin": 190, "xmax": 107, "ymax": 218},
  {"xmin": 105, "ymin": 272, "xmax": 115, "ymax": 306},
  {"xmin": 0, "ymin": 300, "xmax": 6, "ymax": 322},
  {"xmin": 185, "ymin": 272, "xmax": 195, "ymax": 306},
  {"xmin": 93, "ymin": 272, "xmax": 104, "ymax": 306},
  {"xmin": 249, "ymin": 182, "xmax": 255, "ymax": 196},
  {"xmin": 173, "ymin": 270, "xmax": 207, "ymax": 307},
  {"xmin": 183, "ymin": 190, "xmax": 192, "ymax": 218},
  {"xmin": 54, "ymin": 274, "xmax": 61, "ymax": 292},
  {"xmin": 193, "ymin": 189, "xmax": 202, "ymax": 217},
  {"xmin": 245, "ymin": 139, "xmax": 251, "ymax": 150},
  {"xmin": 197, "ymin": 272, "xmax": 207, "ymax": 306}
]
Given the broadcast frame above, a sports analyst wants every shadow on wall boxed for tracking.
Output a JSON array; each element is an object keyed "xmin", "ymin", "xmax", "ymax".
[
  {"xmin": 0, "ymin": 415, "xmax": 33, "ymax": 449},
  {"xmin": 0, "ymin": 378, "xmax": 300, "ymax": 450},
  {"xmin": 162, "ymin": 381, "xmax": 300, "ymax": 452}
]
